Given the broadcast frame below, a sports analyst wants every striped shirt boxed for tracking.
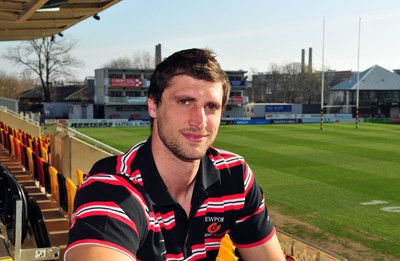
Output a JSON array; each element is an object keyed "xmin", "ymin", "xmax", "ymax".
[{"xmin": 65, "ymin": 138, "xmax": 275, "ymax": 260}]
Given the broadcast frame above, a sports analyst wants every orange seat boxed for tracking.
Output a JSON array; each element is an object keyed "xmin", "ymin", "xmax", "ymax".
[
  {"xmin": 65, "ymin": 178, "xmax": 77, "ymax": 219},
  {"xmin": 76, "ymin": 168, "xmax": 85, "ymax": 185},
  {"xmin": 216, "ymin": 234, "xmax": 238, "ymax": 261},
  {"xmin": 48, "ymin": 165, "xmax": 59, "ymax": 203},
  {"xmin": 26, "ymin": 147, "xmax": 35, "ymax": 178},
  {"xmin": 9, "ymin": 135, "xmax": 16, "ymax": 158}
]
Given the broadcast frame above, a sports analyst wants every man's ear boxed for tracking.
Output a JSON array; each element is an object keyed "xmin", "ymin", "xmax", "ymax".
[{"xmin": 148, "ymin": 97, "xmax": 157, "ymax": 118}]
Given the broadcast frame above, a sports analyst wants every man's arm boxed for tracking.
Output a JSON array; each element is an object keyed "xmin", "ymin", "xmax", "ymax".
[
  {"xmin": 65, "ymin": 245, "xmax": 135, "ymax": 261},
  {"xmin": 237, "ymin": 233, "xmax": 286, "ymax": 261}
]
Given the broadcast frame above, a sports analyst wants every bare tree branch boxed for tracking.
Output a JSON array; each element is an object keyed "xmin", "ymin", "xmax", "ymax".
[{"xmin": 2, "ymin": 36, "xmax": 83, "ymax": 102}]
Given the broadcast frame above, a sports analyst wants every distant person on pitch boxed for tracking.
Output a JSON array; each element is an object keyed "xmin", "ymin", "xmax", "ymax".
[{"xmin": 65, "ymin": 48, "xmax": 287, "ymax": 261}]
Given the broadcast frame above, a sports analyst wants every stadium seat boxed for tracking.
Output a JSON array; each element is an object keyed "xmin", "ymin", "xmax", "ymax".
[
  {"xmin": 27, "ymin": 197, "xmax": 51, "ymax": 248},
  {"xmin": 26, "ymin": 147, "xmax": 35, "ymax": 178},
  {"xmin": 76, "ymin": 168, "xmax": 85, "ymax": 185},
  {"xmin": 21, "ymin": 144, "xmax": 29, "ymax": 171},
  {"xmin": 40, "ymin": 145, "xmax": 49, "ymax": 162},
  {"xmin": 9, "ymin": 135, "xmax": 15, "ymax": 158},
  {"xmin": 48, "ymin": 165, "xmax": 60, "ymax": 203},
  {"xmin": 65, "ymin": 178, "xmax": 77, "ymax": 219},
  {"xmin": 216, "ymin": 234, "xmax": 238, "ymax": 261},
  {"xmin": 35, "ymin": 155, "xmax": 45, "ymax": 187},
  {"xmin": 0, "ymin": 163, "xmax": 28, "ymax": 245},
  {"xmin": 14, "ymin": 138, "xmax": 22, "ymax": 163},
  {"xmin": 42, "ymin": 161, "xmax": 52, "ymax": 194},
  {"xmin": 0, "ymin": 165, "xmax": 6, "ymax": 224},
  {"xmin": 57, "ymin": 172, "xmax": 68, "ymax": 211}
]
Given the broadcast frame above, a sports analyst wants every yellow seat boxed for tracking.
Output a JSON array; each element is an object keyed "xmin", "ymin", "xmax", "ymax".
[
  {"xmin": 76, "ymin": 168, "xmax": 85, "ymax": 185},
  {"xmin": 9, "ymin": 134, "xmax": 15, "ymax": 157},
  {"xmin": 65, "ymin": 178, "xmax": 77, "ymax": 219},
  {"xmin": 14, "ymin": 138, "xmax": 22, "ymax": 162},
  {"xmin": 217, "ymin": 234, "xmax": 238, "ymax": 261},
  {"xmin": 26, "ymin": 147, "xmax": 35, "ymax": 178},
  {"xmin": 48, "ymin": 165, "xmax": 59, "ymax": 203},
  {"xmin": 40, "ymin": 145, "xmax": 49, "ymax": 162}
]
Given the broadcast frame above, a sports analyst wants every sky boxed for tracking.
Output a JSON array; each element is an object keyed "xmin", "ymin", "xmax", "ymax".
[{"xmin": 1, "ymin": 0, "xmax": 400, "ymax": 81}]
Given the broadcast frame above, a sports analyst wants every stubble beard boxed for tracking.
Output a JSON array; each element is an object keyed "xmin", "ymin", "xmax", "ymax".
[{"xmin": 157, "ymin": 121, "xmax": 213, "ymax": 161}]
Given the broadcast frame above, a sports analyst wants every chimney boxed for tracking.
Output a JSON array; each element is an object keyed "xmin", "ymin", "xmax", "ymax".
[
  {"xmin": 301, "ymin": 49, "xmax": 305, "ymax": 73},
  {"xmin": 155, "ymin": 43, "xmax": 162, "ymax": 67},
  {"xmin": 308, "ymin": 47, "xmax": 312, "ymax": 72}
]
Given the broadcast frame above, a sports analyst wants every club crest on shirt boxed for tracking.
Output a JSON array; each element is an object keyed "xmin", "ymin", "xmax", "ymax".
[{"xmin": 204, "ymin": 216, "xmax": 225, "ymax": 238}]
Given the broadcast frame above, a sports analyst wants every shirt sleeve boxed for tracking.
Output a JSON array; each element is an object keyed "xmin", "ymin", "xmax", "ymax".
[
  {"xmin": 228, "ymin": 163, "xmax": 275, "ymax": 247},
  {"xmin": 66, "ymin": 158, "xmax": 148, "ymax": 259}
]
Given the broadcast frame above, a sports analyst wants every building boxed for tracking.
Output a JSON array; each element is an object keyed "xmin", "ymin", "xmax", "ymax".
[
  {"xmin": 93, "ymin": 68, "xmax": 248, "ymax": 120},
  {"xmin": 330, "ymin": 65, "xmax": 400, "ymax": 117}
]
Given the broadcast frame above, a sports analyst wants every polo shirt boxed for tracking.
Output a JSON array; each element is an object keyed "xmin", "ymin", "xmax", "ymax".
[{"xmin": 65, "ymin": 138, "xmax": 275, "ymax": 261}]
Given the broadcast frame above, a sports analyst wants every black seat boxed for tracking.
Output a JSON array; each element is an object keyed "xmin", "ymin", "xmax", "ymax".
[
  {"xmin": 27, "ymin": 197, "xmax": 51, "ymax": 248},
  {"xmin": 57, "ymin": 172, "xmax": 68, "ymax": 211},
  {"xmin": 43, "ymin": 161, "xmax": 52, "ymax": 194},
  {"xmin": 0, "ymin": 163, "xmax": 28, "ymax": 245},
  {"xmin": 0, "ymin": 164, "xmax": 7, "ymax": 224}
]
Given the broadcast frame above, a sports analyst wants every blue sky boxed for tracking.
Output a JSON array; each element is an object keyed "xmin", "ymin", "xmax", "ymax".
[{"xmin": 1, "ymin": 0, "xmax": 400, "ymax": 80}]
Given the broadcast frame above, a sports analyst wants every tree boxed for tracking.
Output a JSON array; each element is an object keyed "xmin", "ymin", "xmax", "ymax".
[
  {"xmin": 303, "ymin": 71, "xmax": 321, "ymax": 104},
  {"xmin": 131, "ymin": 50, "xmax": 154, "ymax": 69},
  {"xmin": 278, "ymin": 63, "xmax": 304, "ymax": 103},
  {"xmin": 103, "ymin": 57, "xmax": 133, "ymax": 68},
  {"xmin": 249, "ymin": 62, "xmax": 323, "ymax": 103},
  {"xmin": 3, "ymin": 36, "xmax": 83, "ymax": 102},
  {"xmin": 102, "ymin": 50, "xmax": 155, "ymax": 69},
  {"xmin": 0, "ymin": 71, "xmax": 32, "ymax": 99}
]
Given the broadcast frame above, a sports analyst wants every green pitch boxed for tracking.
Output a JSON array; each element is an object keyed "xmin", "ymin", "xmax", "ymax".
[{"xmin": 77, "ymin": 123, "xmax": 400, "ymax": 258}]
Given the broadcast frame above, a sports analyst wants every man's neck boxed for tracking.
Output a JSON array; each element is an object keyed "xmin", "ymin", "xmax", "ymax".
[{"xmin": 151, "ymin": 138, "xmax": 201, "ymax": 216}]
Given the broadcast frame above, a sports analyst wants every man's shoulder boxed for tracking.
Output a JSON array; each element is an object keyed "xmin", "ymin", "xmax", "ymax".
[
  {"xmin": 208, "ymin": 147, "xmax": 245, "ymax": 170},
  {"xmin": 89, "ymin": 155, "xmax": 119, "ymax": 175},
  {"xmin": 209, "ymin": 147, "xmax": 244, "ymax": 161},
  {"xmin": 209, "ymin": 146, "xmax": 242, "ymax": 158},
  {"xmin": 89, "ymin": 140, "xmax": 148, "ymax": 176}
]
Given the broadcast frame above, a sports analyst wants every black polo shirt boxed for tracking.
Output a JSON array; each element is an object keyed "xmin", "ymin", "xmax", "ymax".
[{"xmin": 66, "ymin": 138, "xmax": 275, "ymax": 260}]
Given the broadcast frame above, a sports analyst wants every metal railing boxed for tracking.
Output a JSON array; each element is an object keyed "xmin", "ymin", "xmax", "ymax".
[{"xmin": 57, "ymin": 124, "xmax": 123, "ymax": 156}]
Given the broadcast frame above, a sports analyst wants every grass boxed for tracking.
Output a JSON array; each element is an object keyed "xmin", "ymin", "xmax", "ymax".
[{"xmin": 76, "ymin": 123, "xmax": 400, "ymax": 258}]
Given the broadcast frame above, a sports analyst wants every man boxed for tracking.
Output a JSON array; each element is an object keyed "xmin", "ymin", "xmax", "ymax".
[{"xmin": 65, "ymin": 48, "xmax": 286, "ymax": 260}]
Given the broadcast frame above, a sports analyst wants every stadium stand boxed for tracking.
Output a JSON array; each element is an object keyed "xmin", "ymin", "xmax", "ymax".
[
  {"xmin": 0, "ymin": 122, "xmax": 69, "ymax": 259},
  {"xmin": 0, "ymin": 163, "xmax": 60, "ymax": 260}
]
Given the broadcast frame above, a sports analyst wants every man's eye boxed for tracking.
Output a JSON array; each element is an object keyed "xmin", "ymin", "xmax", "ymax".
[
  {"xmin": 178, "ymin": 99, "xmax": 190, "ymax": 105},
  {"xmin": 207, "ymin": 104, "xmax": 219, "ymax": 111}
]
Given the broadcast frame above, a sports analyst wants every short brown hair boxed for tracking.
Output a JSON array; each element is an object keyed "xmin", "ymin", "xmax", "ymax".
[{"xmin": 148, "ymin": 48, "xmax": 231, "ymax": 114}]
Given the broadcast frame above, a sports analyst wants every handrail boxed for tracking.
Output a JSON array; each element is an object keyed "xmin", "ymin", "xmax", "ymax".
[
  {"xmin": 55, "ymin": 124, "xmax": 123, "ymax": 156},
  {"xmin": 0, "ymin": 106, "xmax": 40, "ymax": 126}
]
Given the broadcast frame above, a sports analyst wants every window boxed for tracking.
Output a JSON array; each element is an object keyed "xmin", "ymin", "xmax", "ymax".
[
  {"xmin": 109, "ymin": 91, "xmax": 123, "ymax": 97},
  {"xmin": 125, "ymin": 74, "xmax": 141, "ymax": 78},
  {"xmin": 116, "ymin": 105, "xmax": 148, "ymax": 111},
  {"xmin": 228, "ymin": 76, "xmax": 243, "ymax": 81},
  {"xmin": 108, "ymin": 73, "xmax": 123, "ymax": 78},
  {"xmin": 126, "ymin": 91, "xmax": 142, "ymax": 97}
]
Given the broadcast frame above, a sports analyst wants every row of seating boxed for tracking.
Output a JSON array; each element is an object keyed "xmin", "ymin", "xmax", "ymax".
[
  {"xmin": 0, "ymin": 163, "xmax": 60, "ymax": 260},
  {"xmin": 0, "ymin": 122, "xmax": 83, "ymax": 223},
  {"xmin": 0, "ymin": 122, "xmax": 50, "ymax": 165},
  {"xmin": 0, "ymin": 121, "xmax": 81, "ymax": 259}
]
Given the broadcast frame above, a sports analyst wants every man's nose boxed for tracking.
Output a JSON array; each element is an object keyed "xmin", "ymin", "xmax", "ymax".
[{"xmin": 189, "ymin": 106, "xmax": 206, "ymax": 129}]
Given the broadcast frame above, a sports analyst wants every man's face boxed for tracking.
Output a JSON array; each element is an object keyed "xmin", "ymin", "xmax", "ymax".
[{"xmin": 148, "ymin": 75, "xmax": 223, "ymax": 161}]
